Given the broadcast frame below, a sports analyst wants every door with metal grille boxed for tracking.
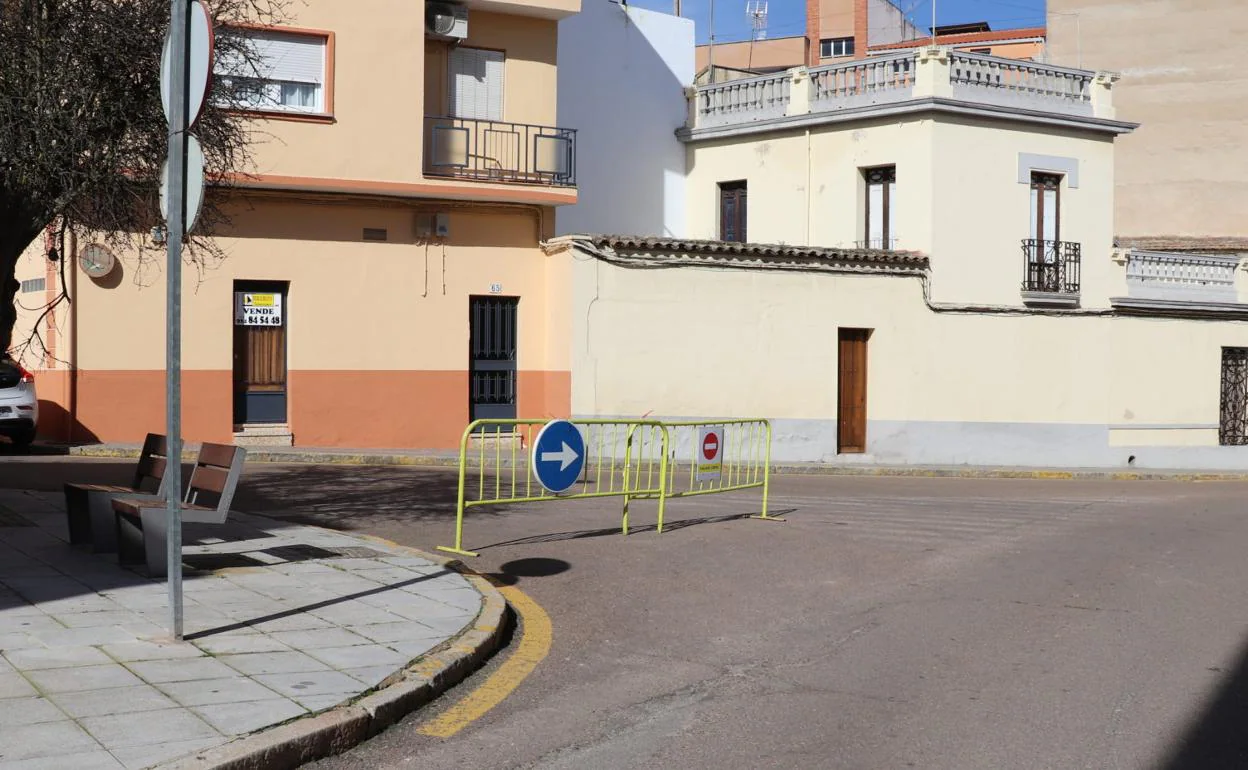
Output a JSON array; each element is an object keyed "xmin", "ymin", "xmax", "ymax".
[
  {"xmin": 469, "ymin": 296, "xmax": 518, "ymax": 421},
  {"xmin": 1220, "ymin": 347, "xmax": 1248, "ymax": 445}
]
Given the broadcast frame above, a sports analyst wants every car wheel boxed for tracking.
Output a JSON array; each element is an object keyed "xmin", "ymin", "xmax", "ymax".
[{"xmin": 11, "ymin": 429, "xmax": 35, "ymax": 449}]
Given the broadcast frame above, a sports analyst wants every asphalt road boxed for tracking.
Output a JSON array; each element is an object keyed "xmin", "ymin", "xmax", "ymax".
[{"xmin": 6, "ymin": 457, "xmax": 1248, "ymax": 769}]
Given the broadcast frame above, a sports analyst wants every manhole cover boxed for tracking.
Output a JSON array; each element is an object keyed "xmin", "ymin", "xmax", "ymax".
[{"xmin": 261, "ymin": 544, "xmax": 388, "ymax": 563}]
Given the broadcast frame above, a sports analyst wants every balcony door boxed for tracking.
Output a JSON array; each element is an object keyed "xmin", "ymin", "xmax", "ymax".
[{"xmin": 1030, "ymin": 172, "xmax": 1061, "ymax": 244}]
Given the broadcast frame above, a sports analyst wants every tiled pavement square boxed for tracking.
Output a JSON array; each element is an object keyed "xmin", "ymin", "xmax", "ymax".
[
  {"xmin": 1, "ymin": 749, "xmax": 124, "ymax": 770},
  {"xmin": 269, "ymin": 627, "xmax": 374, "ymax": 650},
  {"xmin": 0, "ymin": 719, "xmax": 101, "ymax": 762},
  {"xmin": 5, "ymin": 645, "xmax": 111, "ymax": 670},
  {"xmin": 306, "ymin": 643, "xmax": 410, "ymax": 670},
  {"xmin": 255, "ymin": 670, "xmax": 365, "ymax": 698},
  {"xmin": 388, "ymin": 637, "xmax": 447, "ymax": 659},
  {"xmin": 191, "ymin": 631, "xmax": 292, "ymax": 655},
  {"xmin": 0, "ymin": 671, "xmax": 38, "ymax": 699},
  {"xmin": 157, "ymin": 677, "xmax": 284, "ymax": 707},
  {"xmin": 217, "ymin": 650, "xmax": 331, "ymax": 676},
  {"xmin": 127, "ymin": 656, "xmax": 237, "ymax": 683},
  {"xmin": 26, "ymin": 663, "xmax": 144, "ymax": 693},
  {"xmin": 310, "ymin": 601, "xmax": 406, "ymax": 626},
  {"xmin": 344, "ymin": 665, "xmax": 402, "ymax": 688},
  {"xmin": 0, "ymin": 696, "xmax": 68, "ymax": 726},
  {"xmin": 101, "ymin": 639, "xmax": 208, "ymax": 662},
  {"xmin": 349, "ymin": 620, "xmax": 445, "ymax": 644},
  {"xmin": 48, "ymin": 684, "xmax": 180, "ymax": 718},
  {"xmin": 110, "ymin": 737, "xmax": 222, "ymax": 770},
  {"xmin": 192, "ymin": 698, "xmax": 307, "ymax": 734},
  {"xmin": 80, "ymin": 708, "xmax": 219, "ymax": 749},
  {"xmin": 289, "ymin": 691, "xmax": 357, "ymax": 712},
  {"xmin": 32, "ymin": 625, "xmax": 138, "ymax": 648}
]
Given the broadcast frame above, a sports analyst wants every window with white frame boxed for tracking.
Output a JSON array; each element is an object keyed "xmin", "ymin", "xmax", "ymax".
[
  {"xmin": 448, "ymin": 47, "xmax": 504, "ymax": 121},
  {"xmin": 820, "ymin": 37, "xmax": 855, "ymax": 58},
  {"xmin": 863, "ymin": 166, "xmax": 897, "ymax": 250},
  {"xmin": 216, "ymin": 30, "xmax": 328, "ymax": 114}
]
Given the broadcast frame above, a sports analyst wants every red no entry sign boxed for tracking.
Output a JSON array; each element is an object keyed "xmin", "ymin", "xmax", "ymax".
[
  {"xmin": 696, "ymin": 425, "xmax": 724, "ymax": 481},
  {"xmin": 702, "ymin": 432, "xmax": 719, "ymax": 461}
]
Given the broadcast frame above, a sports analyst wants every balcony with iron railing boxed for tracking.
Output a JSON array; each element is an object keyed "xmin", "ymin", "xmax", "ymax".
[
  {"xmin": 684, "ymin": 47, "xmax": 1124, "ymax": 137},
  {"xmin": 424, "ymin": 116, "xmax": 577, "ymax": 188},
  {"xmin": 1021, "ymin": 239, "xmax": 1081, "ymax": 306}
]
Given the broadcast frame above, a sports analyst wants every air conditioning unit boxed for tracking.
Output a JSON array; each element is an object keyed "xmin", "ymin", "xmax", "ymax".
[{"xmin": 426, "ymin": 3, "xmax": 468, "ymax": 40}]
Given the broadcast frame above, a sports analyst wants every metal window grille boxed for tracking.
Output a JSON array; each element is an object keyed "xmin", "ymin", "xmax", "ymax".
[
  {"xmin": 1220, "ymin": 347, "xmax": 1248, "ymax": 445},
  {"xmin": 469, "ymin": 296, "xmax": 518, "ymax": 421},
  {"xmin": 20, "ymin": 278, "xmax": 45, "ymax": 293}
]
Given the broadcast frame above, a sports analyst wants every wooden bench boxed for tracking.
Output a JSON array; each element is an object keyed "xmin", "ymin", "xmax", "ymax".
[
  {"xmin": 64, "ymin": 433, "xmax": 169, "ymax": 552},
  {"xmin": 112, "ymin": 443, "xmax": 246, "ymax": 578}
]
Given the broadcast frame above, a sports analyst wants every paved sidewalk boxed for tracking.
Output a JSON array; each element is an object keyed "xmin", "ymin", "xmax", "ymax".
[{"xmin": 0, "ymin": 489, "xmax": 488, "ymax": 769}]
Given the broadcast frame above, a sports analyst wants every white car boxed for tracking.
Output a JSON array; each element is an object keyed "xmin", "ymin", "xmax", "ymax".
[{"xmin": 0, "ymin": 359, "xmax": 38, "ymax": 447}]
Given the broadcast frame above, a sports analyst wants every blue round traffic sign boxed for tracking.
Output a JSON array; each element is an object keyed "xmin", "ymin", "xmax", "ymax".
[{"xmin": 531, "ymin": 420, "xmax": 585, "ymax": 494}]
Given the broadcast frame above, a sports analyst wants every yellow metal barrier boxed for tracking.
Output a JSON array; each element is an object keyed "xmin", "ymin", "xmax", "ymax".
[
  {"xmin": 437, "ymin": 419, "xmax": 670, "ymax": 557},
  {"xmin": 628, "ymin": 419, "xmax": 778, "ymax": 532},
  {"xmin": 436, "ymin": 417, "xmax": 777, "ymax": 557}
]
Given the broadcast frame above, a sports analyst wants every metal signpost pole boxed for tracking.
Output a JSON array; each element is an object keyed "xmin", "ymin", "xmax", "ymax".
[{"xmin": 166, "ymin": 0, "xmax": 189, "ymax": 641}]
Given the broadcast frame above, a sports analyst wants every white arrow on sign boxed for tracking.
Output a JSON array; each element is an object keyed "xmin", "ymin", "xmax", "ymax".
[{"xmin": 540, "ymin": 442, "xmax": 579, "ymax": 472}]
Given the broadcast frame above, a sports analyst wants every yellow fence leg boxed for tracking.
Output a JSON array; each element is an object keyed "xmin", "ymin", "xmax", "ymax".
[
  {"xmin": 437, "ymin": 423, "xmax": 483, "ymax": 557},
  {"xmin": 752, "ymin": 420, "xmax": 783, "ymax": 523},
  {"xmin": 656, "ymin": 426, "xmax": 671, "ymax": 533},
  {"xmin": 621, "ymin": 424, "xmax": 636, "ymax": 535}
]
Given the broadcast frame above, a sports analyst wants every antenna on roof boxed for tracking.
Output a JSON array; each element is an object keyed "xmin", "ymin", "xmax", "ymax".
[
  {"xmin": 746, "ymin": 0, "xmax": 768, "ymax": 71},
  {"xmin": 746, "ymin": 0, "xmax": 769, "ymax": 41}
]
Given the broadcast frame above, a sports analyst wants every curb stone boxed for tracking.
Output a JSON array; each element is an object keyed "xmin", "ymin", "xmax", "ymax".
[
  {"xmin": 69, "ymin": 444, "xmax": 1248, "ymax": 481},
  {"xmin": 158, "ymin": 535, "xmax": 509, "ymax": 770}
]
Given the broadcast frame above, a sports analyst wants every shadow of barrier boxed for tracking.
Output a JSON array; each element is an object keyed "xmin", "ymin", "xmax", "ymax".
[{"xmin": 437, "ymin": 418, "xmax": 780, "ymax": 558}]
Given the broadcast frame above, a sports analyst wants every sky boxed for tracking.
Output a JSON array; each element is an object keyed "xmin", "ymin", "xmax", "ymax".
[{"xmin": 624, "ymin": 0, "xmax": 1047, "ymax": 45}]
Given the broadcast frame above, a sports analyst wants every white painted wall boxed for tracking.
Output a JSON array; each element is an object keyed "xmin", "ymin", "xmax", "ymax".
[
  {"xmin": 569, "ymin": 247, "xmax": 1248, "ymax": 469},
  {"xmin": 556, "ymin": 1, "xmax": 694, "ymax": 238}
]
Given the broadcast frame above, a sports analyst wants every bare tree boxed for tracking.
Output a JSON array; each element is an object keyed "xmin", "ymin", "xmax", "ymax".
[{"xmin": 0, "ymin": 0, "xmax": 286, "ymax": 357}]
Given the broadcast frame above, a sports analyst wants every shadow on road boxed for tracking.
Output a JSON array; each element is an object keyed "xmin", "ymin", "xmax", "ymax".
[
  {"xmin": 1157, "ymin": 636, "xmax": 1248, "ymax": 769},
  {"xmin": 486, "ymin": 557, "xmax": 572, "ymax": 586},
  {"xmin": 470, "ymin": 509, "xmax": 796, "ymax": 552}
]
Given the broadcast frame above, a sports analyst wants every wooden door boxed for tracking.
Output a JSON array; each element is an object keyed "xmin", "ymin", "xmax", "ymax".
[
  {"xmin": 838, "ymin": 328, "xmax": 869, "ymax": 454},
  {"xmin": 233, "ymin": 283, "xmax": 288, "ymax": 425}
]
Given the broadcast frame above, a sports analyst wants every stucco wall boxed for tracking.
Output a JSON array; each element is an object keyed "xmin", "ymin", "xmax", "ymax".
[
  {"xmin": 557, "ymin": 2, "xmax": 693, "ymax": 238},
  {"xmin": 1047, "ymin": 0, "xmax": 1248, "ymax": 242},
  {"xmin": 21, "ymin": 200, "xmax": 570, "ymax": 448},
  {"xmin": 571, "ymin": 252, "xmax": 1248, "ymax": 468},
  {"xmin": 244, "ymin": 2, "xmax": 561, "ymax": 185}
]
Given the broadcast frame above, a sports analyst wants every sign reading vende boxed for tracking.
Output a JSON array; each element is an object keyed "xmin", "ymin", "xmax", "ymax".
[
  {"xmin": 234, "ymin": 292, "xmax": 283, "ymax": 326},
  {"xmin": 696, "ymin": 425, "xmax": 724, "ymax": 481}
]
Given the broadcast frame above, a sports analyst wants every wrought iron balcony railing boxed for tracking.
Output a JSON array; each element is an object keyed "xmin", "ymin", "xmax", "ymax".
[
  {"xmin": 424, "ymin": 116, "xmax": 577, "ymax": 188},
  {"xmin": 855, "ymin": 237, "xmax": 898, "ymax": 251},
  {"xmin": 1022, "ymin": 239, "xmax": 1081, "ymax": 295}
]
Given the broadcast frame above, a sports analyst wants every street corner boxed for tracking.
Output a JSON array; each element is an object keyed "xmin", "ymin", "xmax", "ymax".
[{"xmin": 0, "ymin": 489, "xmax": 509, "ymax": 770}]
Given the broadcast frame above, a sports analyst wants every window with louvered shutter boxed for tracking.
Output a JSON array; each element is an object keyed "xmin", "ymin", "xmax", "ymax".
[
  {"xmin": 449, "ymin": 47, "xmax": 504, "ymax": 121},
  {"xmin": 216, "ymin": 30, "xmax": 327, "ymax": 113}
]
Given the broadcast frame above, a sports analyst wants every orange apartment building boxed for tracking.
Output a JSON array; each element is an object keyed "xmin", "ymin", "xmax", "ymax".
[
  {"xmin": 14, "ymin": 0, "xmax": 580, "ymax": 449},
  {"xmin": 695, "ymin": 0, "xmax": 1044, "ymax": 82}
]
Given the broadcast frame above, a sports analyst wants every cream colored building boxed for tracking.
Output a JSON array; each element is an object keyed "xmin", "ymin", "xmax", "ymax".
[
  {"xmin": 556, "ymin": 47, "xmax": 1248, "ymax": 469},
  {"xmin": 15, "ymin": 0, "xmax": 580, "ymax": 449},
  {"xmin": 1047, "ymin": 0, "xmax": 1248, "ymax": 254}
]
